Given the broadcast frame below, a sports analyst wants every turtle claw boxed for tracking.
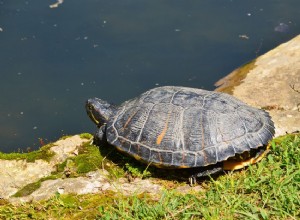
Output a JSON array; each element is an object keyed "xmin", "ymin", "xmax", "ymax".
[{"xmin": 189, "ymin": 176, "xmax": 197, "ymax": 187}]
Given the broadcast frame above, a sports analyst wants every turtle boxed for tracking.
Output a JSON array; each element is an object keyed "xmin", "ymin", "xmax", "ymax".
[{"xmin": 86, "ymin": 86, "xmax": 275, "ymax": 183}]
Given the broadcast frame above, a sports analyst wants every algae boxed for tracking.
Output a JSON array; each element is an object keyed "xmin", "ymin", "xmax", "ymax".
[{"xmin": 215, "ymin": 59, "xmax": 257, "ymax": 94}]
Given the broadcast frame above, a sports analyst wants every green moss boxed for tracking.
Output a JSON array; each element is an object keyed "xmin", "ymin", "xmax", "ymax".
[
  {"xmin": 79, "ymin": 133, "xmax": 93, "ymax": 139},
  {"xmin": 58, "ymin": 135, "xmax": 73, "ymax": 140},
  {"xmin": 54, "ymin": 140, "xmax": 125, "ymax": 178},
  {"xmin": 56, "ymin": 160, "xmax": 67, "ymax": 173},
  {"xmin": 75, "ymin": 141, "xmax": 126, "ymax": 178},
  {"xmin": 215, "ymin": 59, "xmax": 257, "ymax": 94},
  {"xmin": 54, "ymin": 142, "xmax": 102, "ymax": 176},
  {"xmin": 12, "ymin": 175, "xmax": 61, "ymax": 198},
  {"xmin": 75, "ymin": 142, "xmax": 126, "ymax": 178},
  {"xmin": 73, "ymin": 142, "xmax": 102, "ymax": 174},
  {"xmin": 42, "ymin": 174, "xmax": 62, "ymax": 181},
  {"xmin": 0, "ymin": 143, "xmax": 55, "ymax": 162},
  {"xmin": 13, "ymin": 182, "xmax": 41, "ymax": 197}
]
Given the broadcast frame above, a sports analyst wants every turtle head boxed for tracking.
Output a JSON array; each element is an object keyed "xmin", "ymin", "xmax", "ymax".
[{"xmin": 86, "ymin": 98, "xmax": 115, "ymax": 126}]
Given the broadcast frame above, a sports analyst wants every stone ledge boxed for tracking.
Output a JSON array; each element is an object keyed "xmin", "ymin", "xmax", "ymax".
[{"xmin": 216, "ymin": 34, "xmax": 300, "ymax": 136}]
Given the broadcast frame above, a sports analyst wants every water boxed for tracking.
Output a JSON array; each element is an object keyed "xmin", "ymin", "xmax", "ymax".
[{"xmin": 0, "ymin": 0, "xmax": 299, "ymax": 152}]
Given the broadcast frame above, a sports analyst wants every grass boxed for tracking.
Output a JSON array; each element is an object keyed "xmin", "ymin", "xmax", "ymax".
[{"xmin": 0, "ymin": 134, "xmax": 299, "ymax": 219}]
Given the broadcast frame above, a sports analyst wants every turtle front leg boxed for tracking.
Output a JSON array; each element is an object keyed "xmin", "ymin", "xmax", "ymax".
[{"xmin": 93, "ymin": 124, "xmax": 107, "ymax": 145}]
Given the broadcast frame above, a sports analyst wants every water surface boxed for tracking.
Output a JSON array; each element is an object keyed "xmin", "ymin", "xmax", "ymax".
[{"xmin": 0, "ymin": 0, "xmax": 299, "ymax": 152}]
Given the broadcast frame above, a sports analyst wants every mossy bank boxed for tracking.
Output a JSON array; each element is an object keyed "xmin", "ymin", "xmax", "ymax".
[{"xmin": 0, "ymin": 133, "xmax": 299, "ymax": 219}]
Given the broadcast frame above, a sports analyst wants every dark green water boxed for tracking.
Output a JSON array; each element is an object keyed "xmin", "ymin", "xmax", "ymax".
[{"xmin": 0, "ymin": 0, "xmax": 299, "ymax": 152}]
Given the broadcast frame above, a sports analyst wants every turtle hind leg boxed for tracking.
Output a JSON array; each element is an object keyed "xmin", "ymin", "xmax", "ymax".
[{"xmin": 189, "ymin": 163, "xmax": 224, "ymax": 186}]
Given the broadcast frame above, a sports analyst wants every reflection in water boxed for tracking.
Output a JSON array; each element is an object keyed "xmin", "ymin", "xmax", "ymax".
[
  {"xmin": 274, "ymin": 23, "xmax": 290, "ymax": 33},
  {"xmin": 0, "ymin": 0, "xmax": 299, "ymax": 152}
]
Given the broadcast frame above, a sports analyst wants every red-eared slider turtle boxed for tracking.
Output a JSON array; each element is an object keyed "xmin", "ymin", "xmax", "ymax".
[{"xmin": 86, "ymin": 86, "xmax": 275, "ymax": 182}]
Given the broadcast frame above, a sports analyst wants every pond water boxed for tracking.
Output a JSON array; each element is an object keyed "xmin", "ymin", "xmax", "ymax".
[{"xmin": 0, "ymin": 0, "xmax": 299, "ymax": 152}]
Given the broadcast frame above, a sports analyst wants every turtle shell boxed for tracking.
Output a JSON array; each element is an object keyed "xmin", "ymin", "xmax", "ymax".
[{"xmin": 105, "ymin": 86, "xmax": 275, "ymax": 168}]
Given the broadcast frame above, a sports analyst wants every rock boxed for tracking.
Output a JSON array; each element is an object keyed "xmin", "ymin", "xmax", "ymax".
[
  {"xmin": 50, "ymin": 135, "xmax": 87, "ymax": 164},
  {"xmin": 9, "ymin": 170, "xmax": 163, "ymax": 204},
  {"xmin": 0, "ymin": 159, "xmax": 52, "ymax": 199},
  {"xmin": 0, "ymin": 135, "xmax": 87, "ymax": 199},
  {"xmin": 216, "ymin": 34, "xmax": 300, "ymax": 136}
]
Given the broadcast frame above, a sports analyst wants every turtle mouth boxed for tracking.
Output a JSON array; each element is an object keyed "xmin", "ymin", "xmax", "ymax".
[
  {"xmin": 86, "ymin": 103, "xmax": 100, "ymax": 125},
  {"xmin": 89, "ymin": 111, "xmax": 100, "ymax": 125}
]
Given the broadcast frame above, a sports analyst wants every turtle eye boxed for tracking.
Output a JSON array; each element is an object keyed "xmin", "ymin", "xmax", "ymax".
[{"xmin": 88, "ymin": 105, "xmax": 94, "ymax": 111}]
